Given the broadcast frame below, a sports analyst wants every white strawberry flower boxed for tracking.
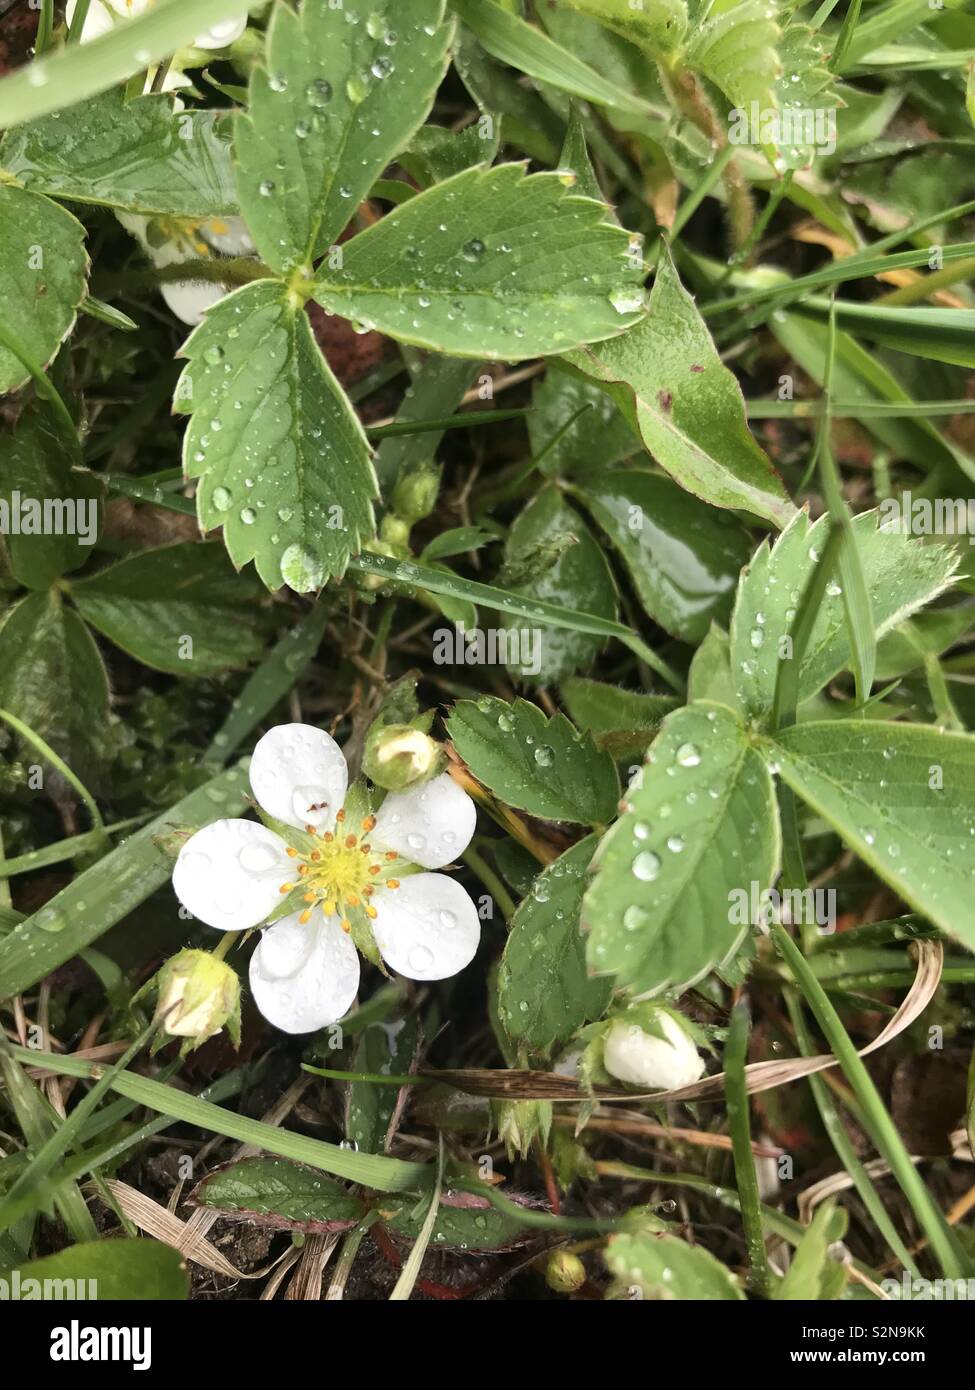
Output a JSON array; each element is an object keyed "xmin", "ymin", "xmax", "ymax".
[
  {"xmin": 172, "ymin": 724, "xmax": 480, "ymax": 1034},
  {"xmin": 65, "ymin": 0, "xmax": 246, "ymax": 50}
]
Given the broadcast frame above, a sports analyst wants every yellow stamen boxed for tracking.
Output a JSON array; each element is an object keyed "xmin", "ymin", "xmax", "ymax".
[
  {"xmin": 385, "ymin": 851, "xmax": 397, "ymax": 862},
  {"xmin": 346, "ymin": 894, "xmax": 359, "ymax": 908},
  {"xmin": 323, "ymin": 833, "xmax": 334, "ymax": 844},
  {"xmin": 310, "ymin": 850, "xmax": 322, "ymax": 862},
  {"xmin": 303, "ymin": 892, "xmax": 316, "ymax": 903},
  {"xmin": 345, "ymin": 834, "xmax": 357, "ymax": 849},
  {"xmin": 341, "ymin": 919, "xmax": 351, "ymax": 933},
  {"xmin": 323, "ymin": 901, "xmax": 335, "ymax": 916},
  {"xmin": 278, "ymin": 883, "xmax": 294, "ymax": 894},
  {"xmin": 286, "ymin": 847, "xmax": 298, "ymax": 858},
  {"xmin": 299, "ymin": 909, "xmax": 312, "ymax": 925},
  {"xmin": 366, "ymin": 906, "xmax": 377, "ymax": 920},
  {"xmin": 336, "ymin": 809, "xmax": 346, "ymax": 823},
  {"xmin": 386, "ymin": 879, "xmax": 400, "ymax": 890},
  {"xmin": 362, "ymin": 815, "xmax": 376, "ymax": 833}
]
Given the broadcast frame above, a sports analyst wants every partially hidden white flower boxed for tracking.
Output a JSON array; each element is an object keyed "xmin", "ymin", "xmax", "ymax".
[
  {"xmin": 65, "ymin": 0, "xmax": 246, "ymax": 50},
  {"xmin": 172, "ymin": 724, "xmax": 480, "ymax": 1035},
  {"xmin": 603, "ymin": 1013, "xmax": 705, "ymax": 1091},
  {"xmin": 116, "ymin": 211, "xmax": 256, "ymax": 326}
]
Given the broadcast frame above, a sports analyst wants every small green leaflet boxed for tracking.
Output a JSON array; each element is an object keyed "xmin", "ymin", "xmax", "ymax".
[
  {"xmin": 529, "ymin": 367, "xmax": 636, "ymax": 480},
  {"xmin": 583, "ymin": 701, "xmax": 779, "ymax": 995},
  {"xmin": 499, "ymin": 485, "xmax": 618, "ymax": 685},
  {"xmin": 572, "ymin": 470, "xmax": 750, "ymax": 644},
  {"xmin": 560, "ymin": 677, "xmax": 678, "ymax": 738},
  {"xmin": 767, "ymin": 720, "xmax": 975, "ymax": 952},
  {"xmin": 555, "ymin": 0, "xmax": 688, "ymax": 59},
  {"xmin": 314, "ymin": 164, "xmax": 646, "ymax": 359},
  {"xmin": 235, "ymin": 0, "xmax": 451, "ymax": 274},
  {"xmin": 0, "ymin": 185, "xmax": 87, "ymax": 393},
  {"xmin": 731, "ymin": 509, "xmax": 959, "ymax": 724},
  {"xmin": 380, "ymin": 1190, "xmax": 529, "ymax": 1251},
  {"xmin": 605, "ymin": 1230, "xmax": 745, "ymax": 1300},
  {"xmin": 0, "ymin": 590, "xmax": 109, "ymax": 784},
  {"xmin": 688, "ymin": 1, "xmax": 782, "ymax": 151},
  {"xmin": 176, "ymin": 281, "xmax": 377, "ymax": 592},
  {"xmin": 0, "ymin": 91, "xmax": 237, "ymax": 218},
  {"xmin": 71, "ymin": 542, "xmax": 270, "ymax": 676},
  {"xmin": 569, "ymin": 247, "xmax": 794, "ymax": 528},
  {"xmin": 192, "ymin": 1158, "xmax": 363, "ymax": 1233},
  {"xmin": 498, "ymin": 835, "xmax": 611, "ymax": 1053},
  {"xmin": 447, "ymin": 696, "xmax": 620, "ymax": 825}
]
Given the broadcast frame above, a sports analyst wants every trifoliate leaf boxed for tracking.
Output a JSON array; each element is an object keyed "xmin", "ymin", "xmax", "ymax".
[
  {"xmin": 447, "ymin": 696, "xmax": 620, "ymax": 824},
  {"xmin": 583, "ymin": 701, "xmax": 779, "ymax": 995},
  {"xmin": 314, "ymin": 164, "xmax": 646, "ymax": 359},
  {"xmin": 235, "ymin": 0, "xmax": 452, "ymax": 274},
  {"xmin": 0, "ymin": 184, "xmax": 87, "ymax": 392},
  {"xmin": 175, "ymin": 281, "xmax": 377, "ymax": 592},
  {"xmin": 731, "ymin": 510, "xmax": 960, "ymax": 725}
]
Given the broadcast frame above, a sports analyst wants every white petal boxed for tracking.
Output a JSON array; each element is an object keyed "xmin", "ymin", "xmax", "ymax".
[
  {"xmin": 193, "ymin": 16, "xmax": 247, "ymax": 49},
  {"xmin": 104, "ymin": 0, "xmax": 151, "ymax": 14},
  {"xmin": 201, "ymin": 216, "xmax": 256, "ymax": 257},
  {"xmin": 372, "ymin": 773, "xmax": 476, "ymax": 869},
  {"xmin": 372, "ymin": 874, "xmax": 480, "ymax": 981},
  {"xmin": 160, "ymin": 277, "xmax": 227, "ymax": 326},
  {"xmin": 172, "ymin": 819, "xmax": 291, "ymax": 931},
  {"xmin": 250, "ymin": 914, "xmax": 360, "ymax": 1034},
  {"xmin": 66, "ymin": 0, "xmax": 115, "ymax": 41},
  {"xmin": 602, "ymin": 1016, "xmax": 705, "ymax": 1091},
  {"xmin": 249, "ymin": 723, "xmax": 348, "ymax": 832}
]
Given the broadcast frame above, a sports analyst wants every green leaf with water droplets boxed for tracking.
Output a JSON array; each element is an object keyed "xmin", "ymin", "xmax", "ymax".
[
  {"xmin": 605, "ymin": 1229, "xmax": 745, "ymax": 1300},
  {"xmin": 379, "ymin": 1189, "xmax": 529, "ymax": 1251},
  {"xmin": 175, "ymin": 280, "xmax": 377, "ymax": 592},
  {"xmin": 313, "ymin": 163, "xmax": 646, "ymax": 359},
  {"xmin": 582, "ymin": 701, "xmax": 779, "ymax": 995},
  {"xmin": 191, "ymin": 1157, "xmax": 364, "ymax": 1232},
  {"xmin": 234, "ymin": 0, "xmax": 452, "ymax": 275},
  {"xmin": 766, "ymin": 720, "xmax": 975, "ymax": 951},
  {"xmin": 498, "ymin": 835, "xmax": 611, "ymax": 1054},
  {"xmin": 568, "ymin": 247, "xmax": 794, "ymax": 529},
  {"xmin": 499, "ymin": 485, "xmax": 619, "ymax": 685},
  {"xmin": 0, "ymin": 91, "xmax": 237, "ymax": 218},
  {"xmin": 71, "ymin": 542, "xmax": 270, "ymax": 677},
  {"xmin": 572, "ymin": 470, "xmax": 751, "ymax": 644},
  {"xmin": 731, "ymin": 509, "xmax": 960, "ymax": 725},
  {"xmin": 0, "ymin": 184, "xmax": 87, "ymax": 393},
  {"xmin": 447, "ymin": 696, "xmax": 620, "ymax": 825}
]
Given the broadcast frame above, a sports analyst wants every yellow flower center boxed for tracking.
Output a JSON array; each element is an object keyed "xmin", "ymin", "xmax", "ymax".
[{"xmin": 276, "ymin": 814, "xmax": 400, "ymax": 934}]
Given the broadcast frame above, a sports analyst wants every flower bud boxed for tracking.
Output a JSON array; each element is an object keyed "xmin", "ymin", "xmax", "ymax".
[
  {"xmin": 544, "ymin": 1249, "xmax": 586, "ymax": 1294},
  {"xmin": 363, "ymin": 723, "xmax": 444, "ymax": 791},
  {"xmin": 154, "ymin": 948, "xmax": 240, "ymax": 1050},
  {"xmin": 603, "ymin": 1012, "xmax": 704, "ymax": 1091},
  {"xmin": 379, "ymin": 513, "xmax": 411, "ymax": 549},
  {"xmin": 392, "ymin": 464, "xmax": 440, "ymax": 524}
]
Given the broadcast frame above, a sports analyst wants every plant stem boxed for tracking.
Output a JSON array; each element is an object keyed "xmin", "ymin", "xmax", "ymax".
[{"xmin": 724, "ymin": 1002, "xmax": 772, "ymax": 1296}]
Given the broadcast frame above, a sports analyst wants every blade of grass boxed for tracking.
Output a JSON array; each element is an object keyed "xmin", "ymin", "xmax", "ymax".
[
  {"xmin": 389, "ymin": 1138, "xmax": 446, "ymax": 1300},
  {"xmin": 724, "ymin": 1003, "xmax": 772, "ymax": 1297},
  {"xmin": 6, "ymin": 1045, "xmax": 428, "ymax": 1194},
  {"xmin": 771, "ymin": 924, "xmax": 970, "ymax": 1280},
  {"xmin": 0, "ymin": 0, "xmax": 267, "ymax": 127}
]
